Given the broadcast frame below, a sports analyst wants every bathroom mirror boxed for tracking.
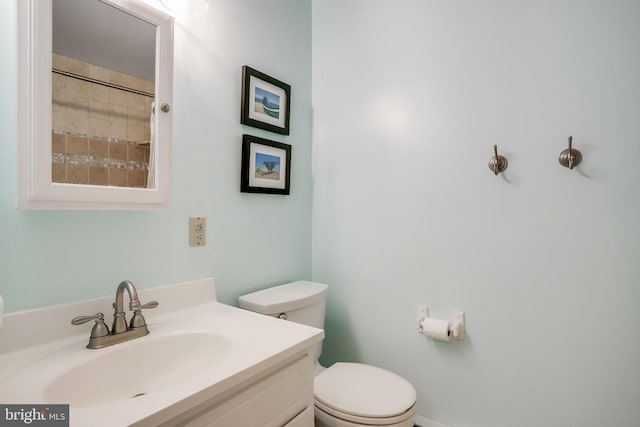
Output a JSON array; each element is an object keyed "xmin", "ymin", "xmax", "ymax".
[{"xmin": 17, "ymin": 0, "xmax": 174, "ymax": 209}]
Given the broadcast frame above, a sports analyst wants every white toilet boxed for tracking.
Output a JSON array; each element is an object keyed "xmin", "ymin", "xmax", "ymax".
[{"xmin": 239, "ymin": 281, "xmax": 416, "ymax": 427}]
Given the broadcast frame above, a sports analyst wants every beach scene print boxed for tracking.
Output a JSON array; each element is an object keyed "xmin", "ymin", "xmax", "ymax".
[
  {"xmin": 254, "ymin": 87, "xmax": 280, "ymax": 119},
  {"xmin": 255, "ymin": 152, "xmax": 281, "ymax": 180}
]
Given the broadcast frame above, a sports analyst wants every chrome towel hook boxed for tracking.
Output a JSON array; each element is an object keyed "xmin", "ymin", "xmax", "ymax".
[
  {"xmin": 488, "ymin": 145, "xmax": 508, "ymax": 175},
  {"xmin": 559, "ymin": 136, "xmax": 582, "ymax": 169}
]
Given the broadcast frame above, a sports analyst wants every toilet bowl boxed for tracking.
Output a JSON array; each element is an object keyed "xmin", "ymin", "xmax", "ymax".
[
  {"xmin": 238, "ymin": 281, "xmax": 416, "ymax": 427},
  {"xmin": 314, "ymin": 362, "xmax": 416, "ymax": 427}
]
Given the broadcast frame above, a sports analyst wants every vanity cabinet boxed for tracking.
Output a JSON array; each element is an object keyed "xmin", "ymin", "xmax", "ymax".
[
  {"xmin": 0, "ymin": 279, "xmax": 324, "ymax": 427},
  {"xmin": 144, "ymin": 353, "xmax": 315, "ymax": 427}
]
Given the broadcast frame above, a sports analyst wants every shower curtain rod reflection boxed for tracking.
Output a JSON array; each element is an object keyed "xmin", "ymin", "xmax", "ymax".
[{"xmin": 52, "ymin": 68, "xmax": 155, "ymax": 98}]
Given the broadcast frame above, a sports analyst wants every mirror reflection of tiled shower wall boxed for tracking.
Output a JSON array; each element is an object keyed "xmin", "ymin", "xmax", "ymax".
[{"xmin": 51, "ymin": 53, "xmax": 153, "ymax": 188}]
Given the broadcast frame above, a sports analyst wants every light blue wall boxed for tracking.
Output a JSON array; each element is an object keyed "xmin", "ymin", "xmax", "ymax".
[
  {"xmin": 312, "ymin": 1, "xmax": 640, "ymax": 426},
  {"xmin": 0, "ymin": 0, "xmax": 312, "ymax": 313}
]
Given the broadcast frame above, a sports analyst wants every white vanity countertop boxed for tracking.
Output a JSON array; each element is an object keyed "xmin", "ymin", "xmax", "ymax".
[{"xmin": 0, "ymin": 279, "xmax": 324, "ymax": 427}]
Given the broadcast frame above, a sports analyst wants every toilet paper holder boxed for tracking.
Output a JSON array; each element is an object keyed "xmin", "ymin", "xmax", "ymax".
[{"xmin": 416, "ymin": 306, "xmax": 465, "ymax": 340}]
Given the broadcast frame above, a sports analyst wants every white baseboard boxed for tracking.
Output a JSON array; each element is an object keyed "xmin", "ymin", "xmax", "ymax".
[{"xmin": 415, "ymin": 415, "xmax": 451, "ymax": 427}]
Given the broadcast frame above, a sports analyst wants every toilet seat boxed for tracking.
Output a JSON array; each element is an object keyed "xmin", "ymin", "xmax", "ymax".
[
  {"xmin": 314, "ymin": 362, "xmax": 416, "ymax": 424},
  {"xmin": 315, "ymin": 400, "xmax": 416, "ymax": 426}
]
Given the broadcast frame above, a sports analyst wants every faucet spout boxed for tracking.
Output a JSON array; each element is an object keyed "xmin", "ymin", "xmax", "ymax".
[
  {"xmin": 112, "ymin": 280, "xmax": 141, "ymax": 334},
  {"xmin": 116, "ymin": 280, "xmax": 141, "ymax": 311}
]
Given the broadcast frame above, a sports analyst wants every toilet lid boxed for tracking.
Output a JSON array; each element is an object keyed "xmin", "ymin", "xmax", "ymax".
[{"xmin": 314, "ymin": 363, "xmax": 416, "ymax": 418}]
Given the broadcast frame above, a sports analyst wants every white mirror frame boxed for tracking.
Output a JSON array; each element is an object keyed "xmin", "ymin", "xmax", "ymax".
[{"xmin": 17, "ymin": 0, "xmax": 173, "ymax": 209}]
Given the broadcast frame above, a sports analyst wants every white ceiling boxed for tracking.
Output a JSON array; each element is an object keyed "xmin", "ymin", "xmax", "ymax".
[{"xmin": 52, "ymin": 0, "xmax": 157, "ymax": 82}]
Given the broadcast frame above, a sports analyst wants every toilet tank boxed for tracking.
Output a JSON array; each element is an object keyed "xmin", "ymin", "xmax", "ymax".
[{"xmin": 238, "ymin": 281, "xmax": 328, "ymax": 362}]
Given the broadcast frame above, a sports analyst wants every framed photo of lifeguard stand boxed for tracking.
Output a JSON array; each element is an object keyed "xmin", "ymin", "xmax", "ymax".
[
  {"xmin": 240, "ymin": 134, "xmax": 291, "ymax": 195},
  {"xmin": 241, "ymin": 66, "xmax": 291, "ymax": 135}
]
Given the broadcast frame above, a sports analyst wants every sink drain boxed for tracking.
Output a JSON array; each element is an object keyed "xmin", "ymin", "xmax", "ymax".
[{"xmin": 131, "ymin": 392, "xmax": 146, "ymax": 398}]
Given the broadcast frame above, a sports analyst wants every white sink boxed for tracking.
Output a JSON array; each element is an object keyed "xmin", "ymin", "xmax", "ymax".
[
  {"xmin": 0, "ymin": 279, "xmax": 324, "ymax": 426},
  {"xmin": 42, "ymin": 332, "xmax": 231, "ymax": 408}
]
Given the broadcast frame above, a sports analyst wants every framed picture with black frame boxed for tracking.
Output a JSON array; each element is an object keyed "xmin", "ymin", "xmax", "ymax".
[
  {"xmin": 241, "ymin": 66, "xmax": 291, "ymax": 135},
  {"xmin": 240, "ymin": 134, "xmax": 291, "ymax": 195}
]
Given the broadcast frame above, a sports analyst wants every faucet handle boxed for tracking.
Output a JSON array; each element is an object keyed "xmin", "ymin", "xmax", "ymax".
[
  {"xmin": 130, "ymin": 301, "xmax": 159, "ymax": 329},
  {"xmin": 71, "ymin": 312, "xmax": 104, "ymax": 325},
  {"xmin": 71, "ymin": 312, "xmax": 110, "ymax": 338},
  {"xmin": 140, "ymin": 301, "xmax": 159, "ymax": 310}
]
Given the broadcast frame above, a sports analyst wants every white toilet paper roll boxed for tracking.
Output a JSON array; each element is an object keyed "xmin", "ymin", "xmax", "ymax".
[{"xmin": 421, "ymin": 317, "xmax": 451, "ymax": 341}]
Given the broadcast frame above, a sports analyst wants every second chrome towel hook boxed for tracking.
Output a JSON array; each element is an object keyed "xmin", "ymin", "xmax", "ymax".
[
  {"xmin": 559, "ymin": 136, "xmax": 582, "ymax": 170},
  {"xmin": 488, "ymin": 145, "xmax": 508, "ymax": 175}
]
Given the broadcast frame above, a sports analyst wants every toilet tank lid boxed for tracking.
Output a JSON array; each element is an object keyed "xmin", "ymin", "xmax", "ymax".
[{"xmin": 238, "ymin": 281, "xmax": 328, "ymax": 315}]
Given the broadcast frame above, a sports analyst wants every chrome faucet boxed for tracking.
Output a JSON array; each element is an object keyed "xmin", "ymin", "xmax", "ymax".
[{"xmin": 71, "ymin": 280, "xmax": 159, "ymax": 349}]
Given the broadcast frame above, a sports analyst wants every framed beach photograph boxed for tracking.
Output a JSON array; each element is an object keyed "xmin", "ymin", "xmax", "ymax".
[
  {"xmin": 241, "ymin": 66, "xmax": 291, "ymax": 135},
  {"xmin": 240, "ymin": 134, "xmax": 291, "ymax": 195}
]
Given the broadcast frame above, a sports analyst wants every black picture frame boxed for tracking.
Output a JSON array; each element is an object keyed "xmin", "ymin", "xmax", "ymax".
[
  {"xmin": 241, "ymin": 66, "xmax": 291, "ymax": 135},
  {"xmin": 241, "ymin": 134, "xmax": 291, "ymax": 195}
]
